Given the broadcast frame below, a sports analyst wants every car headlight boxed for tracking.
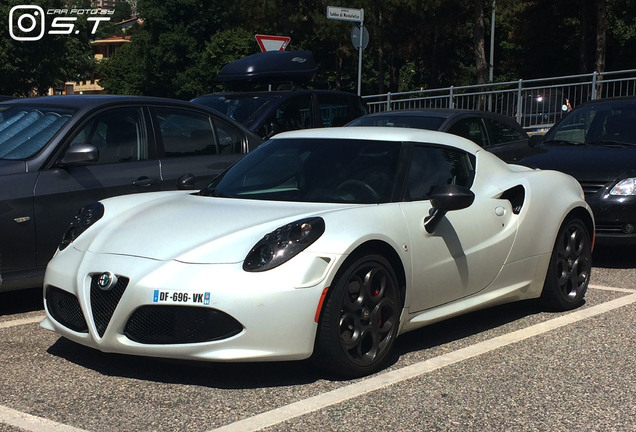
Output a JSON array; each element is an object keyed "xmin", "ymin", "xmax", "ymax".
[
  {"xmin": 610, "ymin": 178, "xmax": 636, "ymax": 196},
  {"xmin": 243, "ymin": 217, "xmax": 325, "ymax": 272},
  {"xmin": 59, "ymin": 202, "xmax": 104, "ymax": 251}
]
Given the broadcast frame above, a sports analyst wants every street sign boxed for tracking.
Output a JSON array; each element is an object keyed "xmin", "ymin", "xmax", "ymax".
[
  {"xmin": 351, "ymin": 25, "xmax": 369, "ymax": 51},
  {"xmin": 255, "ymin": 34, "xmax": 291, "ymax": 52},
  {"xmin": 327, "ymin": 6, "xmax": 365, "ymax": 96},
  {"xmin": 326, "ymin": 6, "xmax": 363, "ymax": 22}
]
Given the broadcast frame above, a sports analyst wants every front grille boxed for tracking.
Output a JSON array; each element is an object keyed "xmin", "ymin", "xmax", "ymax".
[
  {"xmin": 124, "ymin": 305, "xmax": 243, "ymax": 344},
  {"xmin": 45, "ymin": 286, "xmax": 88, "ymax": 333},
  {"xmin": 90, "ymin": 275, "xmax": 129, "ymax": 337},
  {"xmin": 578, "ymin": 180, "xmax": 608, "ymax": 197},
  {"xmin": 595, "ymin": 224, "xmax": 623, "ymax": 234}
]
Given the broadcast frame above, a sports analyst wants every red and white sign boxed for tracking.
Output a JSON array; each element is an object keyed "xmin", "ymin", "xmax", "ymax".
[{"xmin": 255, "ymin": 34, "xmax": 291, "ymax": 52}]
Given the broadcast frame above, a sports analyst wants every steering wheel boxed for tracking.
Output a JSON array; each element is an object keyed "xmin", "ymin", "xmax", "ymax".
[{"xmin": 335, "ymin": 179, "xmax": 381, "ymax": 202}]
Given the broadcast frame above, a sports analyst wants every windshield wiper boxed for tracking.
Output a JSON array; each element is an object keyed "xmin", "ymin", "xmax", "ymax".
[
  {"xmin": 199, "ymin": 187, "xmax": 228, "ymax": 197},
  {"xmin": 541, "ymin": 139, "xmax": 584, "ymax": 146}
]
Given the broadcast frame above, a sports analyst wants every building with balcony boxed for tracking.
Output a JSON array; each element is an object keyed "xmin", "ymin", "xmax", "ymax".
[{"xmin": 61, "ymin": 35, "xmax": 131, "ymax": 95}]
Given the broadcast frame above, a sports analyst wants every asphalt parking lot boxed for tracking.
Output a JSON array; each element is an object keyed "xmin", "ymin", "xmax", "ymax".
[{"xmin": 1, "ymin": 245, "xmax": 635, "ymax": 432}]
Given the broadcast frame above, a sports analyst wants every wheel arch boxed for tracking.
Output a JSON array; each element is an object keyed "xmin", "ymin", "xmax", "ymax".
[
  {"xmin": 312, "ymin": 239, "xmax": 407, "ymax": 376},
  {"xmin": 564, "ymin": 206, "xmax": 595, "ymax": 249},
  {"xmin": 317, "ymin": 239, "xmax": 407, "ymax": 325}
]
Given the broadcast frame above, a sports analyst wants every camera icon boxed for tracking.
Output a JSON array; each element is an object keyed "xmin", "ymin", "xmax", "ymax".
[{"xmin": 9, "ymin": 5, "xmax": 45, "ymax": 41}]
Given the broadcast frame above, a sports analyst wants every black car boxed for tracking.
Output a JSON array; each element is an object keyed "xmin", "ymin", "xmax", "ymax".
[
  {"xmin": 521, "ymin": 96, "xmax": 636, "ymax": 244},
  {"xmin": 345, "ymin": 109, "xmax": 530, "ymax": 162},
  {"xmin": 0, "ymin": 95, "xmax": 262, "ymax": 291},
  {"xmin": 192, "ymin": 89, "xmax": 367, "ymax": 139}
]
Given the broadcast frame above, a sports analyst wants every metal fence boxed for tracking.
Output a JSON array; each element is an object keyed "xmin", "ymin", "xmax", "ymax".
[{"xmin": 362, "ymin": 69, "xmax": 636, "ymax": 131}]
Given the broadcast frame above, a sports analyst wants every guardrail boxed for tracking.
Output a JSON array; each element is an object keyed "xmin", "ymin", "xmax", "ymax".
[{"xmin": 362, "ymin": 69, "xmax": 636, "ymax": 130}]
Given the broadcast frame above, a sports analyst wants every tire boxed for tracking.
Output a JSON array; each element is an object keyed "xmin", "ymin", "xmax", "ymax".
[
  {"xmin": 541, "ymin": 218, "xmax": 592, "ymax": 311},
  {"xmin": 314, "ymin": 254, "xmax": 402, "ymax": 378}
]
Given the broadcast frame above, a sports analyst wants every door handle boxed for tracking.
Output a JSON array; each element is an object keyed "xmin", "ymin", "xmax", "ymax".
[{"xmin": 132, "ymin": 176, "xmax": 157, "ymax": 187}]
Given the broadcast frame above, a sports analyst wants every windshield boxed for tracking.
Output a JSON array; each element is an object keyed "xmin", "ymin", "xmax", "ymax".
[
  {"xmin": 205, "ymin": 138, "xmax": 401, "ymax": 204},
  {"xmin": 192, "ymin": 94, "xmax": 278, "ymax": 125},
  {"xmin": 348, "ymin": 115, "xmax": 445, "ymax": 130},
  {"xmin": 546, "ymin": 100, "xmax": 636, "ymax": 146},
  {"xmin": 0, "ymin": 105, "xmax": 74, "ymax": 159}
]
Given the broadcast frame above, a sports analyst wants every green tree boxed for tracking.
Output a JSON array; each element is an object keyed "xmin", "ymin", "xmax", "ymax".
[
  {"xmin": 98, "ymin": 0, "xmax": 239, "ymax": 99},
  {"xmin": 94, "ymin": 0, "xmax": 636, "ymax": 98}
]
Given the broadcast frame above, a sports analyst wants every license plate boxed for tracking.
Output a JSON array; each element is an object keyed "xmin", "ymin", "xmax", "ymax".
[{"xmin": 152, "ymin": 290, "xmax": 210, "ymax": 305}]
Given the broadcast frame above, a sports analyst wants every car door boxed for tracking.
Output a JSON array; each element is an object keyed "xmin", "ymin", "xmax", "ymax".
[
  {"xmin": 151, "ymin": 106, "xmax": 250, "ymax": 190},
  {"xmin": 0, "ymin": 170, "xmax": 39, "ymax": 276},
  {"xmin": 33, "ymin": 106, "xmax": 161, "ymax": 267},
  {"xmin": 399, "ymin": 145, "xmax": 517, "ymax": 312}
]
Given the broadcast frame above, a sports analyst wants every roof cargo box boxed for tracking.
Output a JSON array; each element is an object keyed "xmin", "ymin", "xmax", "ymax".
[{"xmin": 216, "ymin": 51, "xmax": 317, "ymax": 83}]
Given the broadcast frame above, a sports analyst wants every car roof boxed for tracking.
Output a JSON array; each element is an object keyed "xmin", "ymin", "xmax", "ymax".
[
  {"xmin": 358, "ymin": 108, "xmax": 508, "ymax": 120},
  {"xmin": 0, "ymin": 95, "xmax": 197, "ymax": 109},
  {"xmin": 194, "ymin": 89, "xmax": 359, "ymax": 99},
  {"xmin": 576, "ymin": 95, "xmax": 636, "ymax": 108},
  {"xmin": 272, "ymin": 126, "xmax": 484, "ymax": 154}
]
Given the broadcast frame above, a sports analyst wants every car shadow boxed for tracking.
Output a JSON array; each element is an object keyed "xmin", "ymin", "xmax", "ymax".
[
  {"xmin": 592, "ymin": 245, "xmax": 636, "ymax": 269},
  {"xmin": 392, "ymin": 299, "xmax": 544, "ymax": 358},
  {"xmin": 45, "ymin": 300, "xmax": 547, "ymax": 388},
  {"xmin": 47, "ymin": 337, "xmax": 322, "ymax": 389},
  {"xmin": 0, "ymin": 287, "xmax": 43, "ymax": 316}
]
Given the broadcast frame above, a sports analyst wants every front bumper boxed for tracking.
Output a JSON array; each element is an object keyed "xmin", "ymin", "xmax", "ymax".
[
  {"xmin": 41, "ymin": 246, "xmax": 336, "ymax": 362},
  {"xmin": 587, "ymin": 193, "xmax": 636, "ymax": 244}
]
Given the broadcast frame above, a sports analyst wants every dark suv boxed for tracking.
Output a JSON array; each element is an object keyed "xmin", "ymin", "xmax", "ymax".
[
  {"xmin": 192, "ymin": 50, "xmax": 367, "ymax": 139},
  {"xmin": 192, "ymin": 90, "xmax": 367, "ymax": 139}
]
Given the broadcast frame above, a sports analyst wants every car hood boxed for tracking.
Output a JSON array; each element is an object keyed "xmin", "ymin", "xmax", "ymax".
[
  {"xmin": 519, "ymin": 144, "xmax": 636, "ymax": 181},
  {"xmin": 78, "ymin": 192, "xmax": 357, "ymax": 264}
]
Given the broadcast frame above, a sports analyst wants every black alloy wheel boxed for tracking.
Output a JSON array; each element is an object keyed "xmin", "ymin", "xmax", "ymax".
[
  {"xmin": 315, "ymin": 254, "xmax": 402, "ymax": 378},
  {"xmin": 541, "ymin": 218, "xmax": 592, "ymax": 311}
]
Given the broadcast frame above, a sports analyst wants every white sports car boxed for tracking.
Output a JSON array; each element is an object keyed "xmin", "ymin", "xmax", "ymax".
[{"xmin": 41, "ymin": 127, "xmax": 594, "ymax": 377}]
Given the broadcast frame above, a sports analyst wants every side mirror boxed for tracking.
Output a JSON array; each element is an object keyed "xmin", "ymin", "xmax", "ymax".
[
  {"xmin": 177, "ymin": 173, "xmax": 197, "ymax": 190},
  {"xmin": 424, "ymin": 184, "xmax": 475, "ymax": 233},
  {"xmin": 60, "ymin": 144, "xmax": 99, "ymax": 166},
  {"xmin": 528, "ymin": 134, "xmax": 543, "ymax": 148}
]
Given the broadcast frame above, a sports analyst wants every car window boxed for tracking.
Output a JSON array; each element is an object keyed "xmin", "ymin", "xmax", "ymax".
[
  {"xmin": 213, "ymin": 118, "xmax": 245, "ymax": 154},
  {"xmin": 406, "ymin": 145, "xmax": 475, "ymax": 201},
  {"xmin": 192, "ymin": 94, "xmax": 277, "ymax": 125},
  {"xmin": 69, "ymin": 107, "xmax": 147, "ymax": 164},
  {"xmin": 263, "ymin": 95, "xmax": 313, "ymax": 137},
  {"xmin": 153, "ymin": 107, "xmax": 220, "ymax": 157},
  {"xmin": 318, "ymin": 93, "xmax": 353, "ymax": 127},
  {"xmin": 447, "ymin": 118, "xmax": 488, "ymax": 148},
  {"xmin": 487, "ymin": 118, "xmax": 526, "ymax": 145},
  {"xmin": 208, "ymin": 138, "xmax": 401, "ymax": 204},
  {"xmin": 598, "ymin": 106, "xmax": 636, "ymax": 144},
  {"xmin": 0, "ymin": 106, "xmax": 74, "ymax": 160}
]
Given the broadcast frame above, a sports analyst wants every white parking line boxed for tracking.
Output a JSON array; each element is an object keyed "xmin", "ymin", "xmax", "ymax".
[
  {"xmin": 1, "ymin": 285, "xmax": 633, "ymax": 432},
  {"xmin": 0, "ymin": 405, "xmax": 89, "ymax": 432},
  {"xmin": 0, "ymin": 315, "xmax": 43, "ymax": 329},
  {"xmin": 589, "ymin": 283, "xmax": 635, "ymax": 293},
  {"xmin": 209, "ymin": 290, "xmax": 636, "ymax": 432}
]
